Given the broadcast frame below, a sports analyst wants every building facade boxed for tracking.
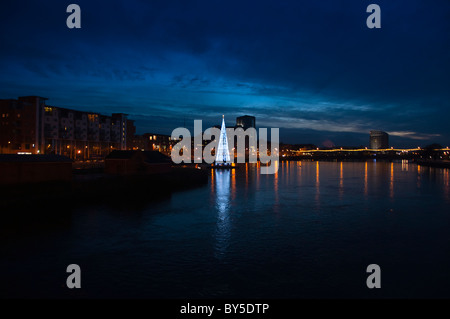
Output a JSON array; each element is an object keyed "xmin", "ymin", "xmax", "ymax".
[
  {"xmin": 0, "ymin": 96, "xmax": 47, "ymax": 155},
  {"xmin": 0, "ymin": 96, "xmax": 135, "ymax": 160},
  {"xmin": 370, "ymin": 130, "xmax": 389, "ymax": 149},
  {"xmin": 129, "ymin": 133, "xmax": 175, "ymax": 156},
  {"xmin": 236, "ymin": 115, "xmax": 256, "ymax": 130}
]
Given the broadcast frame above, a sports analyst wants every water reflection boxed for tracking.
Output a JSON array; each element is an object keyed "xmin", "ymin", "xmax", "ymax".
[
  {"xmin": 5, "ymin": 161, "xmax": 450, "ymax": 299},
  {"xmin": 256, "ymin": 161, "xmax": 260, "ymax": 191},
  {"xmin": 364, "ymin": 161, "xmax": 368, "ymax": 197},
  {"xmin": 444, "ymin": 169, "xmax": 449, "ymax": 189},
  {"xmin": 231, "ymin": 169, "xmax": 236, "ymax": 201},
  {"xmin": 297, "ymin": 161, "xmax": 302, "ymax": 194},
  {"xmin": 211, "ymin": 168, "xmax": 215, "ymax": 194},
  {"xmin": 315, "ymin": 161, "xmax": 320, "ymax": 206},
  {"xmin": 274, "ymin": 160, "xmax": 279, "ymax": 210},
  {"xmin": 339, "ymin": 161, "xmax": 344, "ymax": 199},
  {"xmin": 390, "ymin": 162, "xmax": 394, "ymax": 199},
  {"xmin": 245, "ymin": 163, "xmax": 248, "ymax": 185},
  {"xmin": 401, "ymin": 159, "xmax": 409, "ymax": 172},
  {"xmin": 285, "ymin": 160, "xmax": 289, "ymax": 184},
  {"xmin": 213, "ymin": 169, "xmax": 232, "ymax": 259},
  {"xmin": 417, "ymin": 165, "xmax": 421, "ymax": 188}
]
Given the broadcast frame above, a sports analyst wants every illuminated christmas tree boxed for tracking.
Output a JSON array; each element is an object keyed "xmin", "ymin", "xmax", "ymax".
[{"xmin": 215, "ymin": 115, "xmax": 231, "ymax": 165}]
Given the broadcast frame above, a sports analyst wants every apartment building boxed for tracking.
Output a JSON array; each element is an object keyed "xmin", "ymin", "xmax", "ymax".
[{"xmin": 0, "ymin": 96, "xmax": 135, "ymax": 160}]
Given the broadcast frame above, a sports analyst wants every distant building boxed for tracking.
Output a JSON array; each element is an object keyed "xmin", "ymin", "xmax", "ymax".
[
  {"xmin": 0, "ymin": 96, "xmax": 135, "ymax": 160},
  {"xmin": 280, "ymin": 143, "xmax": 317, "ymax": 156},
  {"xmin": 130, "ymin": 135, "xmax": 148, "ymax": 151},
  {"xmin": 129, "ymin": 133, "xmax": 175, "ymax": 156},
  {"xmin": 105, "ymin": 150, "xmax": 172, "ymax": 175},
  {"xmin": 126, "ymin": 119, "xmax": 136, "ymax": 150},
  {"xmin": 0, "ymin": 96, "xmax": 47, "ymax": 156},
  {"xmin": 145, "ymin": 133, "xmax": 173, "ymax": 156},
  {"xmin": 234, "ymin": 115, "xmax": 256, "ymax": 159},
  {"xmin": 0, "ymin": 154, "xmax": 72, "ymax": 185},
  {"xmin": 236, "ymin": 115, "xmax": 255, "ymax": 130},
  {"xmin": 370, "ymin": 130, "xmax": 389, "ymax": 149}
]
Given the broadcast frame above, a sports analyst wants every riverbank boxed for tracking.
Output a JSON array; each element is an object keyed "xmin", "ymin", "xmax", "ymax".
[
  {"xmin": 414, "ymin": 159, "xmax": 450, "ymax": 169},
  {"xmin": 0, "ymin": 166, "xmax": 208, "ymax": 213}
]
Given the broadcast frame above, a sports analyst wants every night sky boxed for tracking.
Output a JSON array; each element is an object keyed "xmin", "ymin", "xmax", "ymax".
[{"xmin": 1, "ymin": 0, "xmax": 449, "ymax": 147}]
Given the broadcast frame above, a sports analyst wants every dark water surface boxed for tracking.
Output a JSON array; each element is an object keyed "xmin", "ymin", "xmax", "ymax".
[{"xmin": 1, "ymin": 161, "xmax": 450, "ymax": 298}]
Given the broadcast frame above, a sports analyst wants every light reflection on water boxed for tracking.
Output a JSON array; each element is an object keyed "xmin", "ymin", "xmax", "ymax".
[
  {"xmin": 1, "ymin": 160, "xmax": 450, "ymax": 298},
  {"xmin": 445, "ymin": 169, "xmax": 450, "ymax": 202},
  {"xmin": 390, "ymin": 162, "xmax": 394, "ymax": 199},
  {"xmin": 315, "ymin": 161, "xmax": 320, "ymax": 207},
  {"xmin": 364, "ymin": 161, "xmax": 368, "ymax": 197},
  {"xmin": 339, "ymin": 161, "xmax": 344, "ymax": 199},
  {"xmin": 273, "ymin": 160, "xmax": 279, "ymax": 213},
  {"xmin": 213, "ymin": 169, "xmax": 231, "ymax": 259}
]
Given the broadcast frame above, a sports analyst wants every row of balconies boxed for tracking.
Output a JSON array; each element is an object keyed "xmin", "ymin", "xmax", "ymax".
[{"xmin": 42, "ymin": 113, "xmax": 126, "ymax": 143}]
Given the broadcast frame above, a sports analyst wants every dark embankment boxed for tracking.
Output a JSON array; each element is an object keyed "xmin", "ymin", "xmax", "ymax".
[
  {"xmin": 414, "ymin": 159, "xmax": 450, "ymax": 169},
  {"xmin": 0, "ymin": 167, "xmax": 208, "ymax": 216}
]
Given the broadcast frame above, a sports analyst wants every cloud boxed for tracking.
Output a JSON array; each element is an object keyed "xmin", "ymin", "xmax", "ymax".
[
  {"xmin": 0, "ymin": 0, "xmax": 449, "ymax": 146},
  {"xmin": 388, "ymin": 131, "xmax": 441, "ymax": 141}
]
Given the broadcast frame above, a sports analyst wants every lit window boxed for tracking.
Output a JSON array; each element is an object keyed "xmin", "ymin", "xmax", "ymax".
[{"xmin": 88, "ymin": 114, "xmax": 98, "ymax": 122}]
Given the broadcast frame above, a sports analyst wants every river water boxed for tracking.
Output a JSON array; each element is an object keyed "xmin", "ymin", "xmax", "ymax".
[{"xmin": 1, "ymin": 160, "xmax": 450, "ymax": 298}]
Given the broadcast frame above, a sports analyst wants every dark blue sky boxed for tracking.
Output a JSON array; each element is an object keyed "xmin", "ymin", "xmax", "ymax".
[{"xmin": 1, "ymin": 0, "xmax": 449, "ymax": 147}]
